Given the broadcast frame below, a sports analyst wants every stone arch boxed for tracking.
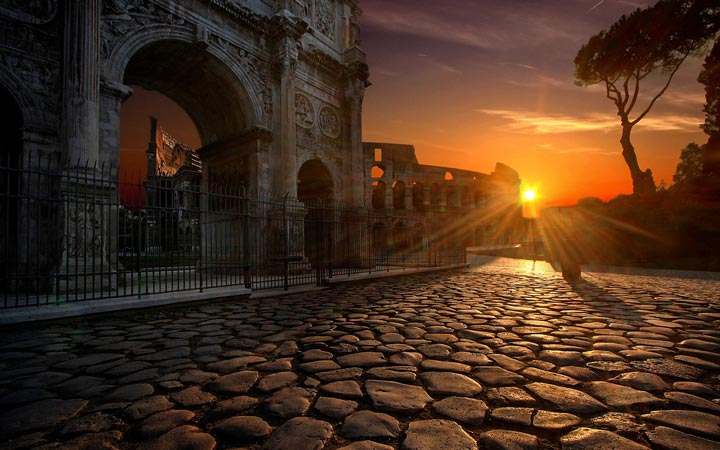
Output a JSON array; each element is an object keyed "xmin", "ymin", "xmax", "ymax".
[
  {"xmin": 297, "ymin": 154, "xmax": 342, "ymax": 200},
  {"xmin": 461, "ymin": 186, "xmax": 472, "ymax": 207},
  {"xmin": 430, "ymin": 183, "xmax": 441, "ymax": 209},
  {"xmin": 372, "ymin": 181, "xmax": 386, "ymax": 210},
  {"xmin": 371, "ymin": 164, "xmax": 385, "ymax": 179},
  {"xmin": 392, "ymin": 180, "xmax": 406, "ymax": 210},
  {"xmin": 297, "ymin": 158, "xmax": 335, "ymax": 204},
  {"xmin": 446, "ymin": 185, "xmax": 458, "ymax": 209},
  {"xmin": 0, "ymin": 69, "xmax": 43, "ymax": 132},
  {"xmin": 105, "ymin": 25, "xmax": 264, "ymax": 129},
  {"xmin": 412, "ymin": 182, "xmax": 425, "ymax": 211}
]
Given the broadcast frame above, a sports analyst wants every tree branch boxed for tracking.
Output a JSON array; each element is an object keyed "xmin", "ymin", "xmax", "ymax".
[
  {"xmin": 625, "ymin": 70, "xmax": 641, "ymax": 115},
  {"xmin": 605, "ymin": 81, "xmax": 623, "ymax": 111},
  {"xmin": 621, "ymin": 74, "xmax": 631, "ymax": 110},
  {"xmin": 631, "ymin": 53, "xmax": 690, "ymax": 125}
]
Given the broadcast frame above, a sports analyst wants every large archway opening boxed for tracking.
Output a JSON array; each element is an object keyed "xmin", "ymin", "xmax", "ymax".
[
  {"xmin": 118, "ymin": 40, "xmax": 255, "ymax": 195},
  {"xmin": 116, "ymin": 39, "xmax": 255, "ymax": 265},
  {"xmin": 297, "ymin": 159, "xmax": 335, "ymax": 204},
  {"xmin": 123, "ymin": 40, "xmax": 250, "ymax": 147},
  {"xmin": 120, "ymin": 87, "xmax": 201, "ymax": 206},
  {"xmin": 0, "ymin": 85, "xmax": 22, "ymax": 286}
]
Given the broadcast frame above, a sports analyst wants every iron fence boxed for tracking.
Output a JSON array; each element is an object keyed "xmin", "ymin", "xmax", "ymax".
[{"xmin": 1, "ymin": 153, "xmax": 467, "ymax": 309}]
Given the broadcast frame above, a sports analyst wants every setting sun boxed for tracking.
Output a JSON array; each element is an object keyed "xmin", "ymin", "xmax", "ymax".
[{"xmin": 522, "ymin": 188, "xmax": 538, "ymax": 203}]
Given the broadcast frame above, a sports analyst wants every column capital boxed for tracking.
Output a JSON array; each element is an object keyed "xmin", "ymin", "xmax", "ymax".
[{"xmin": 100, "ymin": 79, "xmax": 133, "ymax": 101}]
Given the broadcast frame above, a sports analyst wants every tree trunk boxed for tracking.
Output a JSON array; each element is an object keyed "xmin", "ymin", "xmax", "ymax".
[{"xmin": 620, "ymin": 123, "xmax": 656, "ymax": 195}]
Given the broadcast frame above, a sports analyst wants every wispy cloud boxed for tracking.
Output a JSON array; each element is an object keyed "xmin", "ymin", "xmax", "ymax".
[
  {"xmin": 478, "ymin": 109, "xmax": 701, "ymax": 133},
  {"xmin": 499, "ymin": 62, "xmax": 539, "ymax": 71},
  {"xmin": 587, "ymin": 0, "xmax": 605, "ymax": 13},
  {"xmin": 537, "ymin": 143, "xmax": 615, "ymax": 155},
  {"xmin": 375, "ymin": 68, "xmax": 402, "ymax": 78},
  {"xmin": 362, "ymin": 9, "xmax": 498, "ymax": 50},
  {"xmin": 664, "ymin": 91, "xmax": 706, "ymax": 107},
  {"xmin": 505, "ymin": 75, "xmax": 569, "ymax": 89},
  {"xmin": 361, "ymin": 6, "xmax": 581, "ymax": 52}
]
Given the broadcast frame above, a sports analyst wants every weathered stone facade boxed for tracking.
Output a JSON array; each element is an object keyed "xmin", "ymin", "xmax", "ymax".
[
  {"xmin": 363, "ymin": 142, "xmax": 521, "ymax": 247},
  {"xmin": 1, "ymin": 1, "xmax": 520, "ymax": 293},
  {"xmin": 1, "ymin": 0, "xmax": 368, "ymax": 203}
]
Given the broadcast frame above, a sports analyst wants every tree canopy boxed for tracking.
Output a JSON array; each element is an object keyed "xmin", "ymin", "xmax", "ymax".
[
  {"xmin": 576, "ymin": 1, "xmax": 719, "ymax": 127},
  {"xmin": 673, "ymin": 142, "xmax": 704, "ymax": 186},
  {"xmin": 700, "ymin": 40, "xmax": 720, "ymax": 138},
  {"xmin": 575, "ymin": 0, "xmax": 720, "ymax": 195},
  {"xmin": 699, "ymin": 39, "xmax": 720, "ymax": 178}
]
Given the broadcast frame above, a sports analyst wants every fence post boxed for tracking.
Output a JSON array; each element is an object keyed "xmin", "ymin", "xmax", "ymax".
[
  {"xmin": 283, "ymin": 196, "xmax": 289, "ymax": 291},
  {"xmin": 199, "ymin": 190, "xmax": 204, "ymax": 293},
  {"xmin": 242, "ymin": 192, "xmax": 251, "ymax": 289},
  {"xmin": 326, "ymin": 204, "xmax": 334, "ymax": 282}
]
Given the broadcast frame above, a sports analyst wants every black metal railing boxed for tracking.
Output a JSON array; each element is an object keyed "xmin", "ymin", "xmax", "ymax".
[{"xmin": 1, "ymin": 153, "xmax": 468, "ymax": 309}]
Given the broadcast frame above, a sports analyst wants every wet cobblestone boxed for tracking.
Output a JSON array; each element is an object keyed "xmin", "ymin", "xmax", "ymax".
[{"xmin": 1, "ymin": 265, "xmax": 719, "ymax": 449}]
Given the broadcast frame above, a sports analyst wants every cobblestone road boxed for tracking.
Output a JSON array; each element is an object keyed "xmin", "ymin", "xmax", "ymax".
[{"xmin": 1, "ymin": 264, "xmax": 719, "ymax": 450}]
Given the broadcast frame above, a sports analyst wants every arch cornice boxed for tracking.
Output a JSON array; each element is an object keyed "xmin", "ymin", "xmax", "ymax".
[{"xmin": 103, "ymin": 24, "xmax": 266, "ymax": 127}]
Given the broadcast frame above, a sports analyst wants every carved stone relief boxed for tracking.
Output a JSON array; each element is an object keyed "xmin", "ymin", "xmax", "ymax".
[
  {"xmin": 295, "ymin": 93, "xmax": 315, "ymax": 129},
  {"xmin": 65, "ymin": 202, "xmax": 105, "ymax": 258},
  {"xmin": 0, "ymin": 52, "xmax": 60, "ymax": 119},
  {"xmin": 0, "ymin": 17, "xmax": 60, "ymax": 58},
  {"xmin": 296, "ymin": 93, "xmax": 343, "ymax": 154},
  {"xmin": 101, "ymin": 1, "xmax": 191, "ymax": 60},
  {"xmin": 0, "ymin": 0, "xmax": 58, "ymax": 25},
  {"xmin": 314, "ymin": 0, "xmax": 335, "ymax": 40},
  {"xmin": 208, "ymin": 33, "xmax": 273, "ymax": 119},
  {"xmin": 319, "ymin": 105, "xmax": 340, "ymax": 138},
  {"xmin": 100, "ymin": 0, "xmax": 273, "ymax": 121}
]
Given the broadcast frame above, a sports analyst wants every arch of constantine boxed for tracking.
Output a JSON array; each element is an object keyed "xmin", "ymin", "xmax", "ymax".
[
  {"xmin": 0, "ymin": 1, "xmax": 521, "ymax": 303},
  {"xmin": 1, "ymin": 0, "xmax": 368, "ymax": 201}
]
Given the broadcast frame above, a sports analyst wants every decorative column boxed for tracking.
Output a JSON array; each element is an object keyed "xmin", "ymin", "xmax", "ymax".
[
  {"xmin": 271, "ymin": 15, "xmax": 306, "ymax": 199},
  {"xmin": 99, "ymin": 80, "xmax": 133, "ymax": 170},
  {"xmin": 344, "ymin": 49, "xmax": 370, "ymax": 208},
  {"xmin": 57, "ymin": 1, "xmax": 115, "ymax": 295},
  {"xmin": 62, "ymin": 0, "xmax": 101, "ymax": 166}
]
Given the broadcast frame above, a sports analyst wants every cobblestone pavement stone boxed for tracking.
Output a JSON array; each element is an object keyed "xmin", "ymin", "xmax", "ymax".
[{"xmin": 1, "ymin": 264, "xmax": 719, "ymax": 449}]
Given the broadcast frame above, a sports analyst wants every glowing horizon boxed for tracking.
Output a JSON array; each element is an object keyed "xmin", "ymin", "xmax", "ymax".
[{"xmin": 360, "ymin": 0, "xmax": 708, "ymax": 206}]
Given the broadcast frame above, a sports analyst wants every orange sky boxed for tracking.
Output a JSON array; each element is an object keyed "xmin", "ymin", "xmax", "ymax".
[
  {"xmin": 120, "ymin": 0, "xmax": 711, "ymax": 206},
  {"xmin": 360, "ymin": 0, "xmax": 709, "ymax": 205}
]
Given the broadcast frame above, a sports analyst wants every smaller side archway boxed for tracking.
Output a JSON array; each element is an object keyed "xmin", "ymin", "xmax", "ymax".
[{"xmin": 297, "ymin": 159, "xmax": 335, "ymax": 204}]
